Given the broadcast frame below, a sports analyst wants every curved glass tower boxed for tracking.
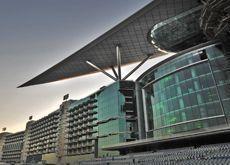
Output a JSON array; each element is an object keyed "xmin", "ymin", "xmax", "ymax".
[
  {"xmin": 137, "ymin": 42, "xmax": 230, "ymax": 139},
  {"xmin": 148, "ymin": 6, "xmax": 207, "ymax": 52}
]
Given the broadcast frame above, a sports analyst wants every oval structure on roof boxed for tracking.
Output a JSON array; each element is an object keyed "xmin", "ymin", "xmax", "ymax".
[{"xmin": 148, "ymin": 5, "xmax": 207, "ymax": 52}]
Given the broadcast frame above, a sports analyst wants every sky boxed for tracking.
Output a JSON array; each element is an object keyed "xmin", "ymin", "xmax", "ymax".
[{"xmin": 0, "ymin": 0, "xmax": 172, "ymax": 133}]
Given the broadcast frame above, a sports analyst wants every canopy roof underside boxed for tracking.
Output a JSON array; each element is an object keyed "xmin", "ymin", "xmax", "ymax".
[{"xmin": 19, "ymin": 0, "xmax": 201, "ymax": 87}]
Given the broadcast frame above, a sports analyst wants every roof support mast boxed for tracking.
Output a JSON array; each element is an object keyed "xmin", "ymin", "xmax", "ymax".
[
  {"xmin": 122, "ymin": 55, "xmax": 151, "ymax": 80},
  {"xmin": 86, "ymin": 61, "xmax": 117, "ymax": 81},
  {"xmin": 116, "ymin": 45, "xmax": 122, "ymax": 80},
  {"xmin": 111, "ymin": 66, "xmax": 119, "ymax": 79},
  {"xmin": 87, "ymin": 46, "xmax": 151, "ymax": 82}
]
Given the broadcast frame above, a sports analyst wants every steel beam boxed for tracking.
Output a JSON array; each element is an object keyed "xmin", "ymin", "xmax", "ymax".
[
  {"xmin": 122, "ymin": 55, "xmax": 151, "ymax": 80},
  {"xmin": 116, "ymin": 45, "xmax": 122, "ymax": 80},
  {"xmin": 86, "ymin": 61, "xmax": 117, "ymax": 81},
  {"xmin": 111, "ymin": 66, "xmax": 118, "ymax": 79}
]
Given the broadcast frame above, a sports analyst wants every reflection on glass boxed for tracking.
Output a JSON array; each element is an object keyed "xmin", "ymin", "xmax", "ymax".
[{"xmin": 141, "ymin": 44, "xmax": 230, "ymax": 139}]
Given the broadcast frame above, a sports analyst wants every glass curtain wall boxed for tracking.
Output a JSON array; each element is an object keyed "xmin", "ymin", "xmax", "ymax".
[
  {"xmin": 97, "ymin": 82, "xmax": 126, "ymax": 157},
  {"xmin": 140, "ymin": 43, "xmax": 230, "ymax": 139}
]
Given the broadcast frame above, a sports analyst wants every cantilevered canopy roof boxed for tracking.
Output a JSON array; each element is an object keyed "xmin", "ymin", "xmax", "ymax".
[{"xmin": 19, "ymin": 0, "xmax": 202, "ymax": 87}]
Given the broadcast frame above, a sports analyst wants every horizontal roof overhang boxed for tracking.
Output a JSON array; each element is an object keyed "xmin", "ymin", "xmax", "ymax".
[
  {"xmin": 19, "ymin": 0, "xmax": 202, "ymax": 87},
  {"xmin": 102, "ymin": 127, "xmax": 230, "ymax": 151}
]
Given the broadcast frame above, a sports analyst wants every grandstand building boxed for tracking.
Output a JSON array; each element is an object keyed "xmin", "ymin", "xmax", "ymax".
[
  {"xmin": 137, "ymin": 42, "xmax": 230, "ymax": 140},
  {"xmin": 66, "ymin": 81, "xmax": 136, "ymax": 163},
  {"xmin": 0, "ymin": 0, "xmax": 230, "ymax": 164},
  {"xmin": 1, "ymin": 131, "xmax": 25, "ymax": 164},
  {"xmin": 0, "ymin": 81, "xmax": 136, "ymax": 164},
  {"xmin": 26, "ymin": 110, "xmax": 61, "ymax": 164},
  {"xmin": 0, "ymin": 132, "xmax": 11, "ymax": 163}
]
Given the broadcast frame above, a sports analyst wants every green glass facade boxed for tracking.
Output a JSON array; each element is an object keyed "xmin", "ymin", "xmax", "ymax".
[
  {"xmin": 138, "ymin": 43, "xmax": 230, "ymax": 139},
  {"xmin": 67, "ymin": 81, "xmax": 137, "ymax": 158},
  {"xmin": 97, "ymin": 82, "xmax": 126, "ymax": 157}
]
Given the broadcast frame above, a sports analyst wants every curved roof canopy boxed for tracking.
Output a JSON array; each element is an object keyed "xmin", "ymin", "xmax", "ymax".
[{"xmin": 19, "ymin": 0, "xmax": 201, "ymax": 87}]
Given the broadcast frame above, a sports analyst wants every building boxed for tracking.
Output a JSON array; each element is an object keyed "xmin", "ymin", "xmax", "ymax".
[
  {"xmin": 26, "ymin": 110, "xmax": 61, "ymax": 164},
  {"xmin": 82, "ymin": 41, "xmax": 230, "ymax": 164},
  {"xmin": 1, "ymin": 0, "xmax": 229, "ymax": 164},
  {"xmin": 0, "ymin": 132, "xmax": 11, "ymax": 163},
  {"xmin": 3, "ymin": 41, "xmax": 228, "ymax": 164},
  {"xmin": 0, "ymin": 81, "xmax": 136, "ymax": 164},
  {"xmin": 136, "ymin": 42, "xmax": 230, "ymax": 140},
  {"xmin": 1, "ymin": 131, "xmax": 25, "ymax": 164},
  {"xmin": 66, "ymin": 80, "xmax": 136, "ymax": 163}
]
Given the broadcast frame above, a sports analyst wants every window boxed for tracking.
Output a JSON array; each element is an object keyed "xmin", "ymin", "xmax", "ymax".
[
  {"xmin": 199, "ymin": 50, "xmax": 208, "ymax": 60},
  {"xmin": 197, "ymin": 94, "xmax": 203, "ymax": 104},
  {"xmin": 179, "ymin": 99, "xmax": 185, "ymax": 109}
]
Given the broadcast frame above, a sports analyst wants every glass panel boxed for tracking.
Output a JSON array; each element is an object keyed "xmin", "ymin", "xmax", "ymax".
[{"xmin": 142, "ymin": 44, "xmax": 229, "ymax": 139}]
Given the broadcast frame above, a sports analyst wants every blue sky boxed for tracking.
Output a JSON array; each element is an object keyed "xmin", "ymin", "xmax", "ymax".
[{"xmin": 0, "ymin": 0, "xmax": 171, "ymax": 132}]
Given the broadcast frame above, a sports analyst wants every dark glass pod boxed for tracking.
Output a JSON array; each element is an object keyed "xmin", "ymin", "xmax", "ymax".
[{"xmin": 149, "ymin": 6, "xmax": 207, "ymax": 52}]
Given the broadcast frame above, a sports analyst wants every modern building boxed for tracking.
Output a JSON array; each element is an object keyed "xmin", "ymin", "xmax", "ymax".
[
  {"xmin": 0, "ymin": 81, "xmax": 136, "ymax": 164},
  {"xmin": 66, "ymin": 80, "xmax": 136, "ymax": 163},
  {"xmin": 0, "ymin": 132, "xmax": 11, "ymax": 163},
  {"xmin": 103, "ymin": 41, "xmax": 230, "ymax": 155},
  {"xmin": 1, "ymin": 131, "xmax": 25, "ymax": 164},
  {"xmin": 0, "ymin": 0, "xmax": 229, "ymax": 164},
  {"xmin": 136, "ymin": 41, "xmax": 230, "ymax": 140},
  {"xmin": 26, "ymin": 110, "xmax": 61, "ymax": 164}
]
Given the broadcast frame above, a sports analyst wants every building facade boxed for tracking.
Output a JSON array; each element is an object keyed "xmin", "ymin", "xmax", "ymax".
[
  {"xmin": 1, "ymin": 0, "xmax": 230, "ymax": 164},
  {"xmin": 136, "ymin": 42, "xmax": 230, "ymax": 140},
  {"xmin": 66, "ymin": 81, "xmax": 137, "ymax": 163},
  {"xmin": 0, "ymin": 44, "xmax": 229, "ymax": 164},
  {"xmin": 1, "ymin": 131, "xmax": 25, "ymax": 164},
  {"xmin": 0, "ymin": 133, "xmax": 11, "ymax": 163},
  {"xmin": 26, "ymin": 110, "xmax": 61, "ymax": 164},
  {"xmin": 0, "ymin": 81, "xmax": 137, "ymax": 164}
]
